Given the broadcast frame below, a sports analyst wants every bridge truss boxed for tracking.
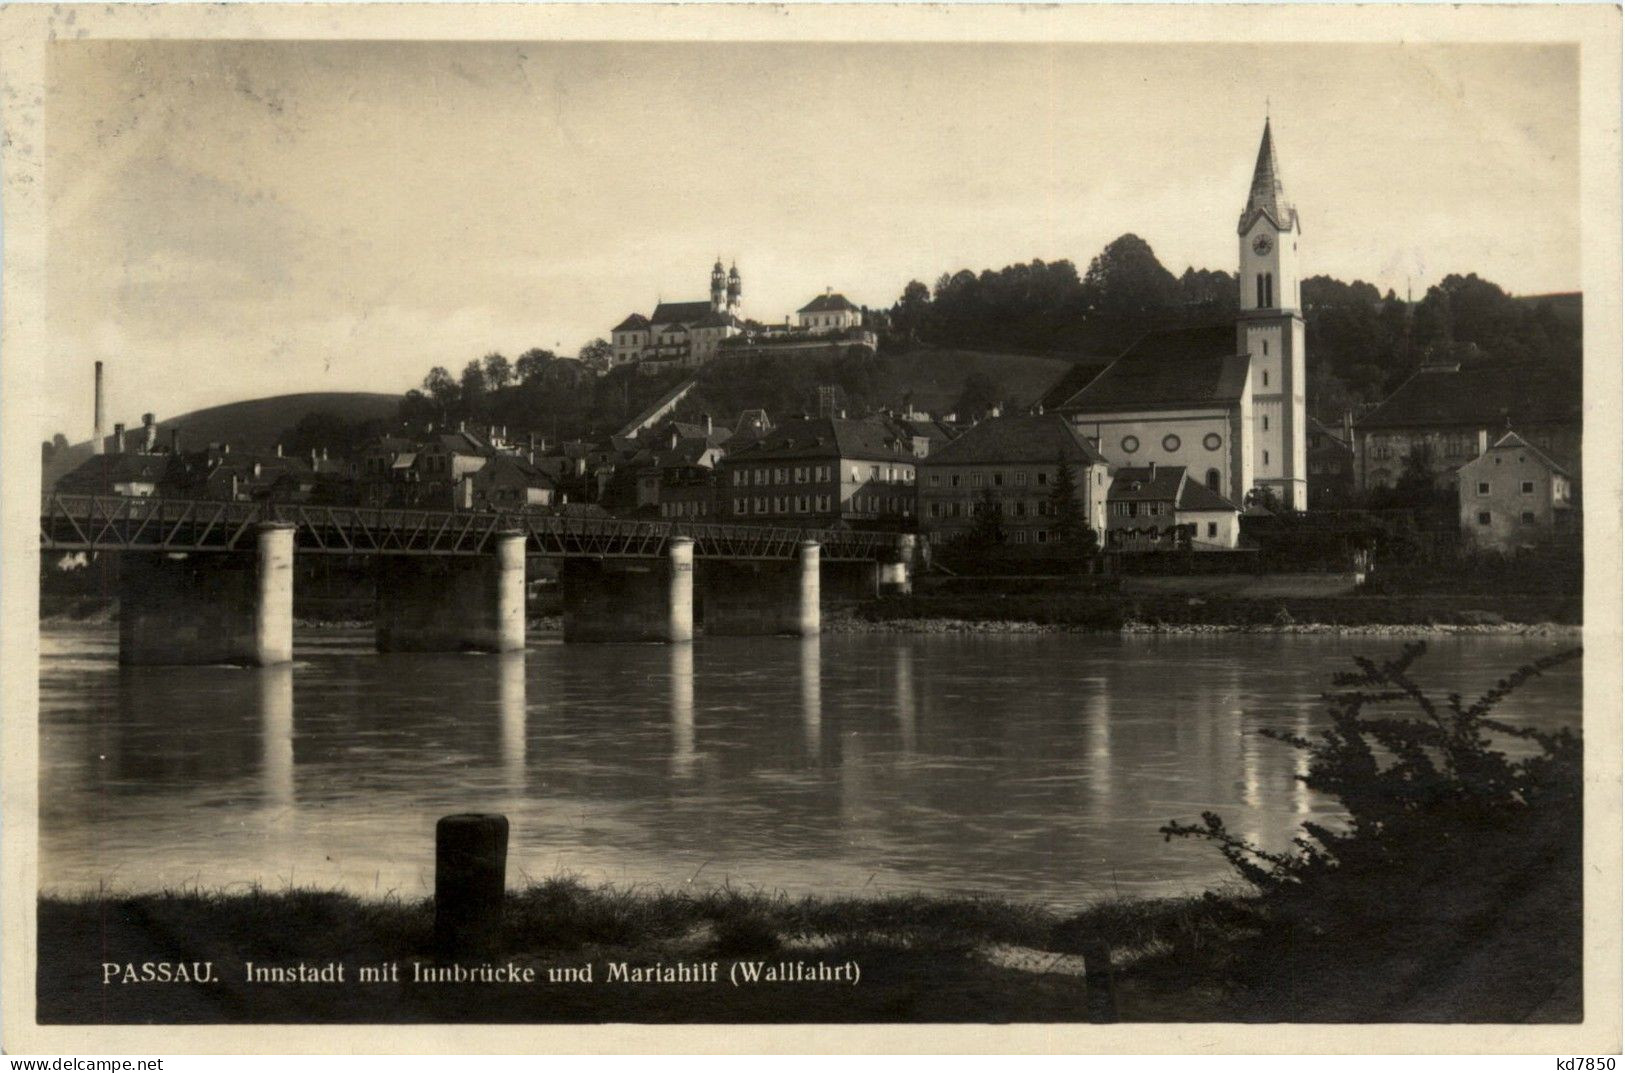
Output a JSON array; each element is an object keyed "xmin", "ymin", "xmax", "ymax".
[{"xmin": 40, "ymin": 494, "xmax": 899, "ymax": 562}]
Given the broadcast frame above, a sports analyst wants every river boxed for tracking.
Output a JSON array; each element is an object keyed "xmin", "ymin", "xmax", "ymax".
[{"xmin": 38, "ymin": 627, "xmax": 1581, "ymax": 908}]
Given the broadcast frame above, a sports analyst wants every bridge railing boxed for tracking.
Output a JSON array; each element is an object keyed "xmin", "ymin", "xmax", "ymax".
[{"xmin": 40, "ymin": 494, "xmax": 901, "ymax": 561}]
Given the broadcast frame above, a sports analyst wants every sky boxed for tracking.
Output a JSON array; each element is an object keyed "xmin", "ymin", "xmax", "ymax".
[{"xmin": 43, "ymin": 39, "xmax": 1579, "ymax": 440}]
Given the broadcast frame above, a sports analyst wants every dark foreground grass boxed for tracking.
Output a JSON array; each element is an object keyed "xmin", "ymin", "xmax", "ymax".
[{"xmin": 38, "ymin": 868, "xmax": 1579, "ymax": 1024}]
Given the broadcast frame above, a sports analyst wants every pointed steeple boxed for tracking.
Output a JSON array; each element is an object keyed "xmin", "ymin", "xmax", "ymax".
[{"xmin": 1239, "ymin": 118, "xmax": 1297, "ymax": 234}]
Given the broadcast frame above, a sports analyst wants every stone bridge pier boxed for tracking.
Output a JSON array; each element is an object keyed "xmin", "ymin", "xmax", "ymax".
[
  {"xmin": 698, "ymin": 541, "xmax": 820, "ymax": 637},
  {"xmin": 560, "ymin": 537, "xmax": 695, "ymax": 643},
  {"xmin": 375, "ymin": 530, "xmax": 527, "ymax": 653},
  {"xmin": 118, "ymin": 522, "xmax": 295, "ymax": 666}
]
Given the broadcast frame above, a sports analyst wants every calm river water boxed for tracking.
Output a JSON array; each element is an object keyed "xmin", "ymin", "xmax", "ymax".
[{"xmin": 39, "ymin": 627, "xmax": 1581, "ymax": 908}]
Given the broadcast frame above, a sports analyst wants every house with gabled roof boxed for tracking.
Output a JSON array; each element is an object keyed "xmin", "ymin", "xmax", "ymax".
[
  {"xmin": 718, "ymin": 416, "xmax": 918, "ymax": 528},
  {"xmin": 1456, "ymin": 430, "xmax": 1578, "ymax": 553},
  {"xmin": 1105, "ymin": 463, "xmax": 1243, "ymax": 550}
]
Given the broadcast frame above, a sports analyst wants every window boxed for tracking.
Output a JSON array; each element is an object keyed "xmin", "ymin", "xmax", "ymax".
[
  {"xmin": 1206, "ymin": 468, "xmax": 1221, "ymax": 493},
  {"xmin": 1521, "ymin": 481, "xmax": 1535, "ymax": 495},
  {"xmin": 755, "ymin": 497, "xmax": 767, "ymax": 513},
  {"xmin": 734, "ymin": 497, "xmax": 746, "ymax": 514},
  {"xmin": 930, "ymin": 474, "xmax": 941, "ymax": 487},
  {"xmin": 1477, "ymin": 511, "xmax": 1492, "ymax": 526},
  {"xmin": 775, "ymin": 496, "xmax": 787, "ymax": 513},
  {"xmin": 1262, "ymin": 371, "xmax": 1269, "ymax": 387},
  {"xmin": 870, "ymin": 466, "xmax": 880, "ymax": 481},
  {"xmin": 1263, "ymin": 415, "xmax": 1269, "ymax": 431},
  {"xmin": 1207, "ymin": 522, "xmax": 1218, "ymax": 539},
  {"xmin": 1204, "ymin": 433, "xmax": 1222, "ymax": 451},
  {"xmin": 798, "ymin": 496, "xmax": 810, "ymax": 513},
  {"xmin": 1038, "ymin": 472, "xmax": 1049, "ymax": 486},
  {"xmin": 1263, "ymin": 450, "xmax": 1270, "ymax": 465},
  {"xmin": 851, "ymin": 467, "xmax": 861, "ymax": 482},
  {"xmin": 1121, "ymin": 435, "xmax": 1140, "ymax": 454},
  {"xmin": 1036, "ymin": 530, "xmax": 1049, "ymax": 544},
  {"xmin": 1263, "ymin": 339, "xmax": 1269, "ymax": 356},
  {"xmin": 818, "ymin": 495, "xmax": 831, "ymax": 512},
  {"xmin": 971, "ymin": 474, "xmax": 983, "ymax": 488},
  {"xmin": 929, "ymin": 503, "xmax": 941, "ymax": 518},
  {"xmin": 994, "ymin": 472, "xmax": 1004, "ymax": 487},
  {"xmin": 1014, "ymin": 501, "xmax": 1027, "ymax": 517},
  {"xmin": 1477, "ymin": 481, "xmax": 1491, "ymax": 496},
  {"xmin": 951, "ymin": 474, "xmax": 961, "ymax": 488},
  {"xmin": 1521, "ymin": 511, "xmax": 1536, "ymax": 525},
  {"xmin": 1013, "ymin": 531, "xmax": 1027, "ymax": 544},
  {"xmin": 1162, "ymin": 434, "xmax": 1181, "ymax": 453},
  {"xmin": 951, "ymin": 503, "xmax": 961, "ymax": 518},
  {"xmin": 1016, "ymin": 472, "xmax": 1028, "ymax": 486}
]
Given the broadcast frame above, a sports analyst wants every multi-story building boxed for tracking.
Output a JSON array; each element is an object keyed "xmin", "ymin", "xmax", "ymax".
[
  {"xmin": 916, "ymin": 413, "xmax": 1111, "ymax": 550},
  {"xmin": 717, "ymin": 416, "xmax": 917, "ymax": 528},
  {"xmin": 1456, "ymin": 430, "xmax": 1578, "ymax": 553},
  {"xmin": 1353, "ymin": 357, "xmax": 1581, "ymax": 492}
]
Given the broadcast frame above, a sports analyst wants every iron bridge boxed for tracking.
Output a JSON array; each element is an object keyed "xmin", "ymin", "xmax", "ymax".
[{"xmin": 40, "ymin": 494, "xmax": 901, "ymax": 562}]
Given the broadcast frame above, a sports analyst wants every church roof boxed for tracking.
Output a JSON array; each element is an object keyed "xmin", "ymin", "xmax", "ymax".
[
  {"xmin": 1037, "ymin": 361, "xmax": 1111, "ymax": 411},
  {"xmin": 651, "ymin": 300, "xmax": 714, "ymax": 325},
  {"xmin": 1238, "ymin": 119, "xmax": 1299, "ymax": 235},
  {"xmin": 922, "ymin": 414, "xmax": 1106, "ymax": 467},
  {"xmin": 1055, "ymin": 323, "xmax": 1251, "ymax": 415},
  {"xmin": 693, "ymin": 311, "xmax": 742, "ymax": 329},
  {"xmin": 798, "ymin": 293, "xmax": 861, "ymax": 314}
]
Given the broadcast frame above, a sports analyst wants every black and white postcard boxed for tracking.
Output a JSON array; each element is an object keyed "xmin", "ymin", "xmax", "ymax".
[{"xmin": 2, "ymin": 2, "xmax": 1619, "ymax": 1055}]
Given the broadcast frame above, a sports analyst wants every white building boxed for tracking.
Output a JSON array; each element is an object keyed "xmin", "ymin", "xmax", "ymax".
[
  {"xmin": 610, "ymin": 260, "xmax": 744, "ymax": 370},
  {"xmin": 1054, "ymin": 119, "xmax": 1308, "ymax": 511},
  {"xmin": 796, "ymin": 291, "xmax": 864, "ymax": 334}
]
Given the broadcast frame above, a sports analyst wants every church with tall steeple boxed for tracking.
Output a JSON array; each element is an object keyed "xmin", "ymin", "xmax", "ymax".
[{"xmin": 1052, "ymin": 119, "xmax": 1311, "ymax": 517}]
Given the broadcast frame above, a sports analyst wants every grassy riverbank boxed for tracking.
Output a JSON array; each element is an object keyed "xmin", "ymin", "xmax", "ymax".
[{"xmin": 38, "ymin": 859, "xmax": 1579, "ymax": 1024}]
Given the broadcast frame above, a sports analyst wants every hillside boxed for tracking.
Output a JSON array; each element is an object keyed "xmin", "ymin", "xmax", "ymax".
[{"xmin": 43, "ymin": 392, "xmax": 400, "ymax": 491}]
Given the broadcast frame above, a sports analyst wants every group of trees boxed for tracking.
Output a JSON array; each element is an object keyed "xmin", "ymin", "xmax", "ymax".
[{"xmin": 887, "ymin": 236, "xmax": 1582, "ymax": 426}]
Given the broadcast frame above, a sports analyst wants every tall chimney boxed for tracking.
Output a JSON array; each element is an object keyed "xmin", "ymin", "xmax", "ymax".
[
  {"xmin": 112, "ymin": 422, "xmax": 126, "ymax": 454},
  {"xmin": 170, "ymin": 428, "xmax": 182, "ymax": 454},
  {"xmin": 141, "ymin": 413, "xmax": 157, "ymax": 453},
  {"xmin": 92, "ymin": 362, "xmax": 106, "ymax": 456}
]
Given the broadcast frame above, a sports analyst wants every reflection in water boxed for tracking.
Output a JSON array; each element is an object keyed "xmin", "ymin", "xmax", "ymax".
[
  {"xmin": 670, "ymin": 643, "xmax": 695, "ymax": 776},
  {"xmin": 258, "ymin": 664, "xmax": 294, "ymax": 812},
  {"xmin": 1293, "ymin": 705, "xmax": 1313, "ymax": 816},
  {"xmin": 39, "ymin": 629, "xmax": 1582, "ymax": 905},
  {"xmin": 498, "ymin": 651, "xmax": 526, "ymax": 794},
  {"xmin": 800, "ymin": 637, "xmax": 821, "ymax": 760},
  {"xmin": 894, "ymin": 645, "xmax": 915, "ymax": 755}
]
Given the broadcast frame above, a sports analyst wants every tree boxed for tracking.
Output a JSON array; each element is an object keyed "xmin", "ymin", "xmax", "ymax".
[
  {"xmin": 422, "ymin": 366, "xmax": 459, "ymax": 415},
  {"xmin": 515, "ymin": 348, "xmax": 556, "ymax": 384},
  {"xmin": 952, "ymin": 371, "xmax": 1003, "ymax": 420},
  {"xmin": 891, "ymin": 279, "xmax": 932, "ymax": 337},
  {"xmin": 578, "ymin": 338, "xmax": 613, "ymax": 375},
  {"xmin": 1049, "ymin": 453, "xmax": 1095, "ymax": 553},
  {"xmin": 459, "ymin": 359, "xmax": 488, "ymax": 417},
  {"xmin": 1080, "ymin": 234, "xmax": 1181, "ymax": 317},
  {"xmin": 481, "ymin": 352, "xmax": 513, "ymax": 391}
]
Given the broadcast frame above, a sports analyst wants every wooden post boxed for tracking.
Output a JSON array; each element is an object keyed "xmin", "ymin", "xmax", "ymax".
[
  {"xmin": 1082, "ymin": 941, "xmax": 1118, "ymax": 1023},
  {"xmin": 434, "ymin": 813, "xmax": 509, "ymax": 959}
]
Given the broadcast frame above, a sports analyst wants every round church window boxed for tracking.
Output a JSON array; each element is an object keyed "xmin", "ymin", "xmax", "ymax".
[
  {"xmin": 1121, "ymin": 435, "xmax": 1140, "ymax": 454},
  {"xmin": 1162, "ymin": 434, "xmax": 1181, "ymax": 453},
  {"xmin": 1203, "ymin": 433, "xmax": 1223, "ymax": 451}
]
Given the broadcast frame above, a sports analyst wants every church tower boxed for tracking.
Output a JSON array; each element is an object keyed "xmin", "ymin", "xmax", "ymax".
[
  {"xmin": 1236, "ymin": 119, "xmax": 1308, "ymax": 510},
  {"xmin": 710, "ymin": 258, "xmax": 727, "ymax": 314},
  {"xmin": 726, "ymin": 262, "xmax": 742, "ymax": 316}
]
